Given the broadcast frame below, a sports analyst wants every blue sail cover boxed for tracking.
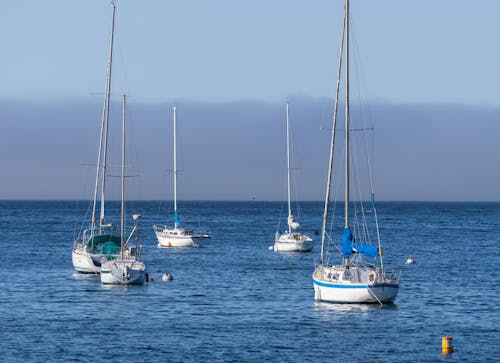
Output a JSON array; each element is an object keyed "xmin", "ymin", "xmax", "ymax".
[
  {"xmin": 342, "ymin": 227, "xmax": 354, "ymax": 257},
  {"xmin": 342, "ymin": 227, "xmax": 379, "ymax": 258},
  {"xmin": 174, "ymin": 211, "xmax": 180, "ymax": 228}
]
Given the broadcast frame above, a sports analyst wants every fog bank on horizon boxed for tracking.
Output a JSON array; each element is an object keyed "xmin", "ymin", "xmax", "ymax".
[{"xmin": 1, "ymin": 98, "xmax": 498, "ymax": 202}]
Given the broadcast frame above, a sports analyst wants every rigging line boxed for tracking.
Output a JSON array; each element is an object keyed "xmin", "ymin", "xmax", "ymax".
[
  {"xmin": 367, "ymin": 286, "xmax": 384, "ymax": 306},
  {"xmin": 124, "ymin": 94, "xmax": 144, "ymax": 203},
  {"xmin": 115, "ymin": 34, "xmax": 131, "ymax": 98},
  {"xmin": 350, "ymin": 13, "xmax": 372, "ymax": 127},
  {"xmin": 75, "ymin": 166, "xmax": 91, "ymax": 239},
  {"xmin": 287, "ymin": 105, "xmax": 303, "ymax": 220},
  {"xmin": 155, "ymin": 199, "xmax": 163, "ymax": 223},
  {"xmin": 354, "ymin": 49, "xmax": 383, "ymax": 267},
  {"xmin": 350, "ymin": 9, "xmax": 381, "ymax": 267},
  {"xmin": 73, "ymin": 200, "xmax": 80, "ymax": 241},
  {"xmin": 326, "ymin": 139, "xmax": 344, "ymax": 259},
  {"xmin": 277, "ymin": 198, "xmax": 285, "ymax": 233},
  {"xmin": 320, "ymin": 2, "xmax": 346, "ymax": 265},
  {"xmin": 351, "ymin": 135, "xmax": 371, "ymax": 245}
]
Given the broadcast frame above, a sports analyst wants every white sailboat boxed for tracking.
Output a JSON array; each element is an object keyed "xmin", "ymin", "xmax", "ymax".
[
  {"xmin": 101, "ymin": 94, "xmax": 146, "ymax": 285},
  {"xmin": 72, "ymin": 3, "xmax": 121, "ymax": 274},
  {"xmin": 274, "ymin": 103, "xmax": 313, "ymax": 252},
  {"xmin": 312, "ymin": 0, "xmax": 399, "ymax": 304},
  {"xmin": 153, "ymin": 106, "xmax": 210, "ymax": 248}
]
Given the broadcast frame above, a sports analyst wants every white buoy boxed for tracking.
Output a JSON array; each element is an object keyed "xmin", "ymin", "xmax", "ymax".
[
  {"xmin": 268, "ymin": 245, "xmax": 274, "ymax": 250},
  {"xmin": 162, "ymin": 273, "xmax": 173, "ymax": 281},
  {"xmin": 406, "ymin": 257, "xmax": 415, "ymax": 265}
]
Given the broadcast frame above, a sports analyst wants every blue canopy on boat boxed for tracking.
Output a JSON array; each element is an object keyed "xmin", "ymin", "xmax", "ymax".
[{"xmin": 342, "ymin": 227, "xmax": 379, "ymax": 258}]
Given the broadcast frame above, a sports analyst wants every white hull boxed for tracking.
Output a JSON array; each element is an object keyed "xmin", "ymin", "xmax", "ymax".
[
  {"xmin": 313, "ymin": 279, "xmax": 398, "ymax": 303},
  {"xmin": 156, "ymin": 233, "xmax": 196, "ymax": 248},
  {"xmin": 274, "ymin": 239, "xmax": 313, "ymax": 252},
  {"xmin": 154, "ymin": 226, "xmax": 208, "ymax": 248},
  {"xmin": 72, "ymin": 246, "xmax": 101, "ymax": 274},
  {"xmin": 313, "ymin": 265, "xmax": 399, "ymax": 304},
  {"xmin": 100, "ymin": 259, "xmax": 146, "ymax": 285},
  {"xmin": 274, "ymin": 232, "xmax": 313, "ymax": 252}
]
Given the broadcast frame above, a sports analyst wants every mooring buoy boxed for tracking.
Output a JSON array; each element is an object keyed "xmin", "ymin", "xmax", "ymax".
[{"xmin": 442, "ymin": 336, "xmax": 453, "ymax": 355}]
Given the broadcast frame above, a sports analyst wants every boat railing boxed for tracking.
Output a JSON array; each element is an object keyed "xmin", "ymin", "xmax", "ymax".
[{"xmin": 379, "ymin": 268, "xmax": 400, "ymax": 283}]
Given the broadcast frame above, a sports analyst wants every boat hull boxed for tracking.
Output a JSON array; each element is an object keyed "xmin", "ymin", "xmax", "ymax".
[
  {"xmin": 274, "ymin": 240, "xmax": 313, "ymax": 252},
  {"xmin": 156, "ymin": 233, "xmax": 197, "ymax": 248},
  {"xmin": 313, "ymin": 278, "xmax": 398, "ymax": 303},
  {"xmin": 274, "ymin": 232, "xmax": 313, "ymax": 252},
  {"xmin": 313, "ymin": 265, "xmax": 399, "ymax": 304},
  {"xmin": 72, "ymin": 247, "xmax": 100, "ymax": 274},
  {"xmin": 100, "ymin": 260, "xmax": 146, "ymax": 285},
  {"xmin": 154, "ymin": 226, "xmax": 208, "ymax": 248}
]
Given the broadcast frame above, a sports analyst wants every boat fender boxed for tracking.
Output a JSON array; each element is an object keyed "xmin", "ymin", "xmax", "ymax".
[
  {"xmin": 368, "ymin": 271, "xmax": 377, "ymax": 285},
  {"xmin": 123, "ymin": 266, "xmax": 130, "ymax": 281}
]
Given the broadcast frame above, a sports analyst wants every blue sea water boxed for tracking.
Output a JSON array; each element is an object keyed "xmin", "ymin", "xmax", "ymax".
[{"xmin": 0, "ymin": 201, "xmax": 499, "ymax": 362}]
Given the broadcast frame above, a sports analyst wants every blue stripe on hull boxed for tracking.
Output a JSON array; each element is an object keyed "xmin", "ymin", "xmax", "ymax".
[{"xmin": 313, "ymin": 278, "xmax": 398, "ymax": 289}]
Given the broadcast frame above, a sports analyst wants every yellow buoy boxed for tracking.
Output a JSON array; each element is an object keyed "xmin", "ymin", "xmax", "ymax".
[{"xmin": 442, "ymin": 336, "xmax": 453, "ymax": 354}]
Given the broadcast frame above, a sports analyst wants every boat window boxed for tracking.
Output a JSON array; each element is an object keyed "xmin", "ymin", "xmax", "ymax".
[{"xmin": 343, "ymin": 270, "xmax": 352, "ymax": 281}]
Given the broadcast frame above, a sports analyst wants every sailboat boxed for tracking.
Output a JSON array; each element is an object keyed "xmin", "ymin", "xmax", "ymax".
[
  {"xmin": 153, "ymin": 106, "xmax": 210, "ymax": 248},
  {"xmin": 72, "ymin": 3, "xmax": 121, "ymax": 274},
  {"xmin": 312, "ymin": 0, "xmax": 399, "ymax": 304},
  {"xmin": 274, "ymin": 103, "xmax": 313, "ymax": 252},
  {"xmin": 100, "ymin": 94, "xmax": 146, "ymax": 285}
]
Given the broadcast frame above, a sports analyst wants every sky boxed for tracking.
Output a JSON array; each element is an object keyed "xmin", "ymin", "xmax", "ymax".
[
  {"xmin": 1, "ymin": 1, "xmax": 500, "ymax": 201},
  {"xmin": 2, "ymin": 0, "xmax": 500, "ymax": 105}
]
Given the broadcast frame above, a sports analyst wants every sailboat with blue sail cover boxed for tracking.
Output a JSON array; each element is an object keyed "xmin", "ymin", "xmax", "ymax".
[
  {"xmin": 312, "ymin": 0, "xmax": 399, "ymax": 304},
  {"xmin": 153, "ymin": 106, "xmax": 210, "ymax": 248}
]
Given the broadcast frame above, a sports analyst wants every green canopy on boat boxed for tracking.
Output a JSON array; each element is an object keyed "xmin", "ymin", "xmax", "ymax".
[{"xmin": 87, "ymin": 234, "xmax": 121, "ymax": 255}]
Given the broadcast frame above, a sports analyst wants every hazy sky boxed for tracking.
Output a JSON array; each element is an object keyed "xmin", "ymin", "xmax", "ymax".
[
  {"xmin": 2, "ymin": 0, "xmax": 500, "ymax": 105},
  {"xmin": 1, "ymin": 1, "xmax": 499, "ymax": 201}
]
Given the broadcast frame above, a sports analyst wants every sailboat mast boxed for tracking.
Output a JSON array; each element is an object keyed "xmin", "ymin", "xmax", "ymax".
[
  {"xmin": 120, "ymin": 94, "xmax": 126, "ymax": 259},
  {"xmin": 344, "ymin": 0, "xmax": 350, "ymax": 229},
  {"xmin": 173, "ymin": 106, "xmax": 178, "ymax": 228},
  {"xmin": 91, "ymin": 3, "xmax": 115, "ymax": 236},
  {"xmin": 319, "ymin": 6, "xmax": 347, "ymax": 265},
  {"xmin": 100, "ymin": 2, "xmax": 116, "ymax": 229},
  {"xmin": 286, "ymin": 102, "xmax": 292, "ymax": 234}
]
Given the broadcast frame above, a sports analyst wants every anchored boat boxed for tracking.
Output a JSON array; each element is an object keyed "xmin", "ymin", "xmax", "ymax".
[
  {"xmin": 312, "ymin": 0, "xmax": 399, "ymax": 304},
  {"xmin": 100, "ymin": 95, "xmax": 146, "ymax": 285},
  {"xmin": 274, "ymin": 103, "xmax": 313, "ymax": 253},
  {"xmin": 153, "ymin": 106, "xmax": 210, "ymax": 248},
  {"xmin": 72, "ymin": 2, "xmax": 121, "ymax": 274}
]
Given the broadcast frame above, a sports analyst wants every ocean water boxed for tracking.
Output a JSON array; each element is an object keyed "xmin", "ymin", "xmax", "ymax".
[{"xmin": 0, "ymin": 201, "xmax": 499, "ymax": 362}]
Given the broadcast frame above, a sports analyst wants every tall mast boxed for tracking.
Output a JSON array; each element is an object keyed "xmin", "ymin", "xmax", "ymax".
[
  {"xmin": 286, "ymin": 102, "xmax": 292, "ymax": 234},
  {"xmin": 173, "ymin": 106, "xmax": 179, "ymax": 229},
  {"xmin": 344, "ymin": 0, "xmax": 350, "ymax": 229},
  {"xmin": 91, "ymin": 2, "xmax": 115, "ymax": 236},
  {"xmin": 120, "ymin": 94, "xmax": 126, "ymax": 259},
  {"xmin": 100, "ymin": 2, "xmax": 116, "ymax": 228},
  {"xmin": 319, "ymin": 3, "xmax": 346, "ymax": 265}
]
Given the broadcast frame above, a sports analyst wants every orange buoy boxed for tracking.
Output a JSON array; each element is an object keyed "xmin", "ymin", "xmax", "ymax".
[{"xmin": 442, "ymin": 336, "xmax": 453, "ymax": 354}]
